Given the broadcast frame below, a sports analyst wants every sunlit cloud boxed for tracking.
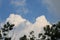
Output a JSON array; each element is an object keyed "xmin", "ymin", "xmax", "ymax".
[
  {"xmin": 6, "ymin": 14, "xmax": 26, "ymax": 27},
  {"xmin": 5, "ymin": 14, "xmax": 51, "ymax": 40}
]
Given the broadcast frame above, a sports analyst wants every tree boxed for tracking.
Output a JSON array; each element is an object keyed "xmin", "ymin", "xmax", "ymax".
[
  {"xmin": 20, "ymin": 31, "xmax": 35, "ymax": 40},
  {"xmin": 43, "ymin": 21, "xmax": 60, "ymax": 40},
  {"xmin": 19, "ymin": 21, "xmax": 60, "ymax": 40},
  {"xmin": 20, "ymin": 35, "xmax": 28, "ymax": 40},
  {"xmin": 0, "ymin": 22, "xmax": 14, "ymax": 40},
  {"xmin": 29, "ymin": 31, "xmax": 35, "ymax": 40}
]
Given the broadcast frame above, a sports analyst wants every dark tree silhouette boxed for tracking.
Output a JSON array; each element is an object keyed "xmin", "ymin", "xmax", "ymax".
[
  {"xmin": 20, "ymin": 35, "xmax": 28, "ymax": 40},
  {"xmin": 29, "ymin": 31, "xmax": 35, "ymax": 40},
  {"xmin": 20, "ymin": 31, "xmax": 35, "ymax": 40},
  {"xmin": 0, "ymin": 22, "xmax": 14, "ymax": 40},
  {"xmin": 43, "ymin": 21, "xmax": 60, "ymax": 40}
]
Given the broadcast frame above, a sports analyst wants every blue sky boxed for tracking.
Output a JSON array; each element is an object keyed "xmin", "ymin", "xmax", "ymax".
[{"xmin": 0, "ymin": 0, "xmax": 60, "ymax": 23}]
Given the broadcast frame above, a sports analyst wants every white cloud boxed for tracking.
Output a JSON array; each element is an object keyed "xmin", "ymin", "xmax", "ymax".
[
  {"xmin": 6, "ymin": 14, "xmax": 26, "ymax": 27},
  {"xmin": 11, "ymin": 0, "xmax": 29, "ymax": 14},
  {"xmin": 6, "ymin": 14, "xmax": 51, "ymax": 40},
  {"xmin": 0, "ymin": 22, "xmax": 4, "ymax": 28},
  {"xmin": 34, "ymin": 15, "xmax": 50, "ymax": 27}
]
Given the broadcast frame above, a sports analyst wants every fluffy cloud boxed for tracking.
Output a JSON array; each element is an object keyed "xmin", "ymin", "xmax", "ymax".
[
  {"xmin": 42, "ymin": 0, "xmax": 60, "ymax": 16},
  {"xmin": 34, "ymin": 15, "xmax": 50, "ymax": 27},
  {"xmin": 6, "ymin": 14, "xmax": 26, "ymax": 27},
  {"xmin": 6, "ymin": 14, "xmax": 51, "ymax": 40}
]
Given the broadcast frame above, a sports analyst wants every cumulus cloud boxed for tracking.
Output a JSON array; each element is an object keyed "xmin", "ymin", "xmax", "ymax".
[
  {"xmin": 6, "ymin": 14, "xmax": 26, "ymax": 27},
  {"xmin": 42, "ymin": 0, "xmax": 60, "ymax": 16},
  {"xmin": 34, "ymin": 15, "xmax": 50, "ymax": 27},
  {"xmin": 6, "ymin": 14, "xmax": 51, "ymax": 40},
  {"xmin": 11, "ymin": 0, "xmax": 29, "ymax": 14}
]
